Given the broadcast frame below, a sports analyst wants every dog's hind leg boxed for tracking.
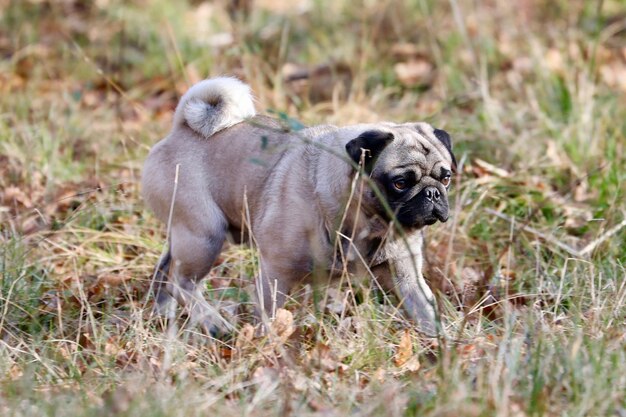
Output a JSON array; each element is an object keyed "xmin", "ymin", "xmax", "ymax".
[
  {"xmin": 167, "ymin": 223, "xmax": 233, "ymax": 338},
  {"xmin": 151, "ymin": 249, "xmax": 175, "ymax": 317}
]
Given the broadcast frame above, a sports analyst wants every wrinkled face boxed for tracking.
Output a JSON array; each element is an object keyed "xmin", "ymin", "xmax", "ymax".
[{"xmin": 345, "ymin": 123, "xmax": 456, "ymax": 230}]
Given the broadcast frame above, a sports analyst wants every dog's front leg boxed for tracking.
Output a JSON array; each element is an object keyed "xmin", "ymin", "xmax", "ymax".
[
  {"xmin": 255, "ymin": 261, "xmax": 292, "ymax": 321},
  {"xmin": 393, "ymin": 259, "xmax": 437, "ymax": 336},
  {"xmin": 374, "ymin": 232, "xmax": 437, "ymax": 336}
]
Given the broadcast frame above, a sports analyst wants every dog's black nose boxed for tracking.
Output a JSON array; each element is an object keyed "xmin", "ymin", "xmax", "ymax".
[{"xmin": 424, "ymin": 187, "xmax": 441, "ymax": 202}]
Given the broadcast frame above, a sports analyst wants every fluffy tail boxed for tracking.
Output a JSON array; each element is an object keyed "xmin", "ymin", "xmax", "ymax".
[{"xmin": 172, "ymin": 77, "xmax": 256, "ymax": 138}]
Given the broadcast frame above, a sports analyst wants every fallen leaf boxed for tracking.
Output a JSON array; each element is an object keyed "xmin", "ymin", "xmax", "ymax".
[
  {"xmin": 270, "ymin": 308, "xmax": 295, "ymax": 342},
  {"xmin": 394, "ymin": 329, "xmax": 413, "ymax": 367},
  {"xmin": 256, "ymin": 0, "xmax": 312, "ymax": 14},
  {"xmin": 282, "ymin": 62, "xmax": 309, "ymax": 81},
  {"xmin": 563, "ymin": 205, "xmax": 592, "ymax": 230},
  {"xmin": 96, "ymin": 273, "xmax": 132, "ymax": 287},
  {"xmin": 40, "ymin": 290, "xmax": 63, "ymax": 313},
  {"xmin": 373, "ymin": 367, "xmax": 386, "ymax": 383},
  {"xmin": 511, "ymin": 56, "xmax": 533, "ymax": 74},
  {"xmin": 394, "ymin": 59, "xmax": 435, "ymax": 87},
  {"xmin": 308, "ymin": 397, "xmax": 333, "ymax": 413},
  {"xmin": 600, "ymin": 62, "xmax": 626, "ymax": 93},
  {"xmin": 291, "ymin": 372, "xmax": 309, "ymax": 392},
  {"xmin": 9, "ymin": 365, "xmax": 23, "ymax": 381},
  {"xmin": 473, "ymin": 159, "xmax": 510, "ymax": 178},
  {"xmin": 307, "ymin": 343, "xmax": 346, "ymax": 372},
  {"xmin": 252, "ymin": 366, "xmax": 279, "ymax": 383},
  {"xmin": 235, "ymin": 323, "xmax": 256, "ymax": 351},
  {"xmin": 79, "ymin": 332, "xmax": 95, "ymax": 350},
  {"xmin": 402, "ymin": 356, "xmax": 421, "ymax": 372},
  {"xmin": 2, "ymin": 185, "xmax": 33, "ymax": 208},
  {"xmin": 573, "ymin": 178, "xmax": 597, "ymax": 203},
  {"xmin": 545, "ymin": 48, "xmax": 564, "ymax": 73},
  {"xmin": 103, "ymin": 385, "xmax": 133, "ymax": 414},
  {"xmin": 148, "ymin": 356, "xmax": 161, "ymax": 373},
  {"xmin": 282, "ymin": 61, "xmax": 352, "ymax": 103},
  {"xmin": 104, "ymin": 336, "xmax": 123, "ymax": 356},
  {"xmin": 220, "ymin": 347, "xmax": 234, "ymax": 361},
  {"xmin": 391, "ymin": 42, "xmax": 420, "ymax": 60},
  {"xmin": 87, "ymin": 273, "xmax": 132, "ymax": 301}
]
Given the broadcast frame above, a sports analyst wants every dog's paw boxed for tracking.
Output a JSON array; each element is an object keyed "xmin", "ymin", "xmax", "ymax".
[
  {"xmin": 152, "ymin": 293, "xmax": 176, "ymax": 319},
  {"xmin": 193, "ymin": 309, "xmax": 235, "ymax": 340}
]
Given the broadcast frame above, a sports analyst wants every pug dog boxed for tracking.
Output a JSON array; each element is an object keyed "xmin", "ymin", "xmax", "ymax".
[{"xmin": 142, "ymin": 77, "xmax": 456, "ymax": 338}]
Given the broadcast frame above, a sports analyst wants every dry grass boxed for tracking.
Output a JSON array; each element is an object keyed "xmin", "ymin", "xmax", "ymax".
[{"xmin": 1, "ymin": 0, "xmax": 625, "ymax": 415}]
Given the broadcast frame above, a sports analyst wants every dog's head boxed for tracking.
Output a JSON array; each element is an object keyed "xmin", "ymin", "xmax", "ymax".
[{"xmin": 345, "ymin": 123, "xmax": 456, "ymax": 230}]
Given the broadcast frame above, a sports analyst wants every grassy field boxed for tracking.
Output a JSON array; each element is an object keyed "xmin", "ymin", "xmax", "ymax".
[{"xmin": 1, "ymin": 0, "xmax": 625, "ymax": 415}]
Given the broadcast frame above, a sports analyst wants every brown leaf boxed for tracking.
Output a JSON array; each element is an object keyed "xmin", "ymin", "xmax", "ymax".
[
  {"xmin": 573, "ymin": 179, "xmax": 597, "ymax": 203},
  {"xmin": 563, "ymin": 205, "xmax": 593, "ymax": 230},
  {"xmin": 252, "ymin": 366, "xmax": 279, "ymax": 383},
  {"xmin": 103, "ymin": 385, "xmax": 133, "ymax": 414},
  {"xmin": 270, "ymin": 308, "xmax": 295, "ymax": 342},
  {"xmin": 394, "ymin": 329, "xmax": 413, "ymax": 367},
  {"xmin": 235, "ymin": 323, "xmax": 256, "ymax": 351},
  {"xmin": 394, "ymin": 59, "xmax": 435, "ymax": 87},
  {"xmin": 9, "ymin": 365, "xmax": 23, "ymax": 381},
  {"xmin": 600, "ymin": 62, "xmax": 626, "ymax": 92},
  {"xmin": 79, "ymin": 332, "xmax": 95, "ymax": 350},
  {"xmin": 282, "ymin": 62, "xmax": 352, "ymax": 103},
  {"xmin": 256, "ymin": 0, "xmax": 312, "ymax": 14},
  {"xmin": 511, "ymin": 56, "xmax": 533, "ymax": 74},
  {"xmin": 307, "ymin": 343, "xmax": 346, "ymax": 372},
  {"xmin": 87, "ymin": 273, "xmax": 132, "ymax": 301},
  {"xmin": 2, "ymin": 185, "xmax": 33, "ymax": 208},
  {"xmin": 104, "ymin": 336, "xmax": 123, "ymax": 356},
  {"xmin": 545, "ymin": 48, "xmax": 564, "ymax": 73},
  {"xmin": 282, "ymin": 62, "xmax": 309, "ymax": 82},
  {"xmin": 402, "ymin": 356, "xmax": 421, "ymax": 372},
  {"xmin": 96, "ymin": 273, "xmax": 132, "ymax": 287},
  {"xmin": 391, "ymin": 42, "xmax": 421, "ymax": 60},
  {"xmin": 473, "ymin": 159, "xmax": 510, "ymax": 178},
  {"xmin": 220, "ymin": 347, "xmax": 234, "ymax": 361},
  {"xmin": 373, "ymin": 367, "xmax": 386, "ymax": 383},
  {"xmin": 40, "ymin": 290, "xmax": 63, "ymax": 313},
  {"xmin": 308, "ymin": 397, "xmax": 333, "ymax": 413}
]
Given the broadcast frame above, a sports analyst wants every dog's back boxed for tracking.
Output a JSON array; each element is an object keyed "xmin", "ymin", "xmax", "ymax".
[{"xmin": 141, "ymin": 77, "xmax": 312, "ymax": 230}]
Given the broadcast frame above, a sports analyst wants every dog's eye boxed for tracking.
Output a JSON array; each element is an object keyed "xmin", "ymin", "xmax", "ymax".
[
  {"xmin": 393, "ymin": 178, "xmax": 408, "ymax": 191},
  {"xmin": 441, "ymin": 175, "xmax": 451, "ymax": 187}
]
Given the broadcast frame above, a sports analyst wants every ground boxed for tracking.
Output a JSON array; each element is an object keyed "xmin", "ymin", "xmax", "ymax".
[{"xmin": 1, "ymin": 0, "xmax": 625, "ymax": 416}]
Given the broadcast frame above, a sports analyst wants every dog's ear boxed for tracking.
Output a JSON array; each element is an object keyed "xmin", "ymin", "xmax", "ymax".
[
  {"xmin": 433, "ymin": 128, "xmax": 457, "ymax": 173},
  {"xmin": 345, "ymin": 130, "xmax": 394, "ymax": 172}
]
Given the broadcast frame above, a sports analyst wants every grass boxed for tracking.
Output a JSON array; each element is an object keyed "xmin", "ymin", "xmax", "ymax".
[{"xmin": 1, "ymin": 0, "xmax": 625, "ymax": 415}]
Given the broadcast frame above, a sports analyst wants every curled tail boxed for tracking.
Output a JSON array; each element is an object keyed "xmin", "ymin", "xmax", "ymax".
[{"xmin": 173, "ymin": 76, "xmax": 256, "ymax": 138}]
